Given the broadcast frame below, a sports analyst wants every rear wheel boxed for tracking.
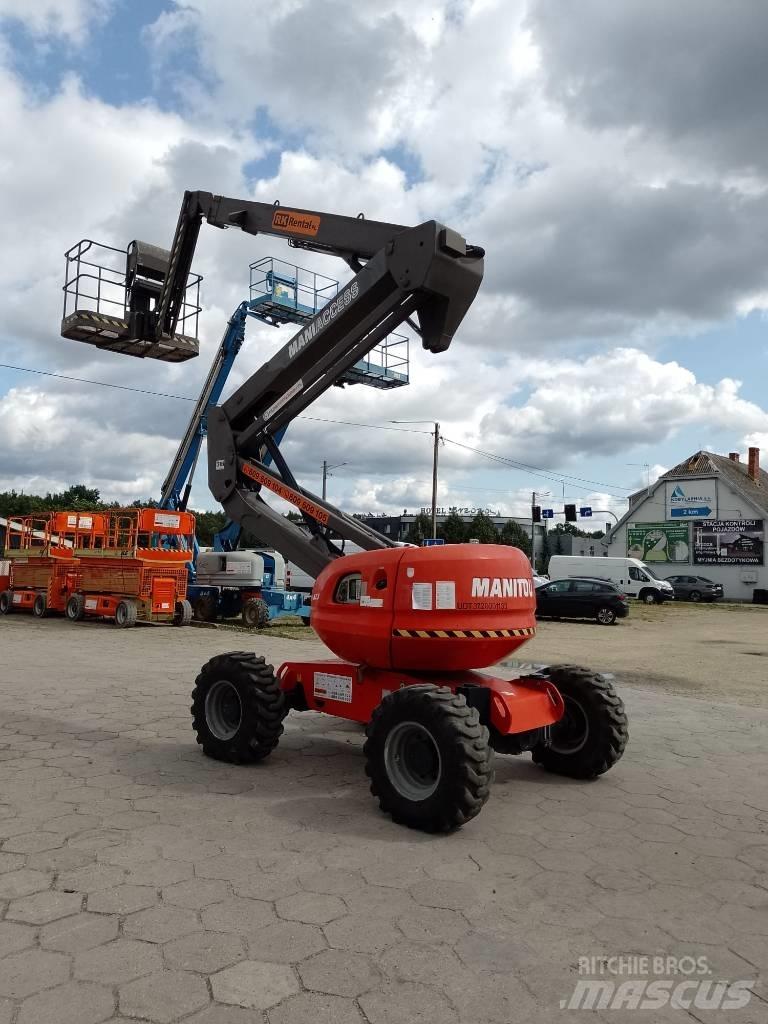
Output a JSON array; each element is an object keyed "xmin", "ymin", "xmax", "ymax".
[
  {"xmin": 533, "ymin": 665, "xmax": 628, "ymax": 779},
  {"xmin": 689, "ymin": 590, "xmax": 701, "ymax": 602},
  {"xmin": 596, "ymin": 605, "xmax": 616, "ymax": 625},
  {"xmin": 242, "ymin": 597, "xmax": 269, "ymax": 629},
  {"xmin": 65, "ymin": 594, "xmax": 85, "ymax": 621},
  {"xmin": 115, "ymin": 600, "xmax": 138, "ymax": 628},
  {"xmin": 0, "ymin": 590, "xmax": 14, "ymax": 615},
  {"xmin": 364, "ymin": 685, "xmax": 493, "ymax": 833},
  {"xmin": 32, "ymin": 594, "xmax": 48, "ymax": 618},
  {"xmin": 193, "ymin": 594, "xmax": 218, "ymax": 622},
  {"xmin": 174, "ymin": 599, "xmax": 193, "ymax": 626},
  {"xmin": 191, "ymin": 652, "xmax": 286, "ymax": 763}
]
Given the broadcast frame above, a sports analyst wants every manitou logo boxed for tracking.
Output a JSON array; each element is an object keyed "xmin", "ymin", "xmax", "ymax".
[{"xmin": 471, "ymin": 577, "xmax": 533, "ymax": 598}]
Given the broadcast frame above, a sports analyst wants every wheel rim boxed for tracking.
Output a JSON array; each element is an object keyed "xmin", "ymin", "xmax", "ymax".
[
  {"xmin": 549, "ymin": 695, "xmax": 590, "ymax": 755},
  {"xmin": 597, "ymin": 607, "xmax": 614, "ymax": 624},
  {"xmin": 34, "ymin": 598, "xmax": 45, "ymax": 616},
  {"xmin": 690, "ymin": 591, "xmax": 701, "ymax": 602},
  {"xmin": 644, "ymin": 593, "xmax": 655, "ymax": 604},
  {"xmin": 383, "ymin": 721, "xmax": 441, "ymax": 801},
  {"xmin": 205, "ymin": 680, "xmax": 243, "ymax": 741},
  {"xmin": 116, "ymin": 604, "xmax": 126, "ymax": 624}
]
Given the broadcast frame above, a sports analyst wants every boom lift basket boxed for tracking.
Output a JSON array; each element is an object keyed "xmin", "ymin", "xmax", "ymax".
[
  {"xmin": 249, "ymin": 257, "xmax": 409, "ymax": 388},
  {"xmin": 61, "ymin": 239, "xmax": 201, "ymax": 362}
]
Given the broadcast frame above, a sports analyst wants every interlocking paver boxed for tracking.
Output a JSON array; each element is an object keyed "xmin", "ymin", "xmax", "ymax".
[
  {"xmin": 17, "ymin": 980, "xmax": 114, "ymax": 1024},
  {"xmin": 211, "ymin": 959, "xmax": 298, "ymax": 1008},
  {"xmin": 40, "ymin": 911, "xmax": 119, "ymax": 952},
  {"xmin": 74, "ymin": 938, "xmax": 163, "ymax": 984},
  {"xmin": 2, "ymin": 618, "xmax": 768, "ymax": 1024},
  {"xmin": 119, "ymin": 969, "xmax": 209, "ymax": 1022}
]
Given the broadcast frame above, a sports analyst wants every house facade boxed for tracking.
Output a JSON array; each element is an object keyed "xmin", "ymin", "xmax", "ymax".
[{"xmin": 600, "ymin": 448, "xmax": 766, "ymax": 601}]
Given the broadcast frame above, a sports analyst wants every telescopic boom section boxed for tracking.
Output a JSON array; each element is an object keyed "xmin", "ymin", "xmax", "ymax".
[{"xmin": 156, "ymin": 190, "xmax": 485, "ymax": 578}]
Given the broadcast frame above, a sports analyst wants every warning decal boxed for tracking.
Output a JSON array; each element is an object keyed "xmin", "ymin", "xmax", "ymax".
[{"xmin": 313, "ymin": 671, "xmax": 353, "ymax": 704}]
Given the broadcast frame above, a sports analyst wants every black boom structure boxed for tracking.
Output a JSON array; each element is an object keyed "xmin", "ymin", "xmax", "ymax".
[{"xmin": 65, "ymin": 191, "xmax": 485, "ymax": 576}]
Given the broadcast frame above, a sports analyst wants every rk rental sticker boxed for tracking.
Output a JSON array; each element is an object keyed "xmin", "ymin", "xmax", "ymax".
[{"xmin": 314, "ymin": 672, "xmax": 353, "ymax": 704}]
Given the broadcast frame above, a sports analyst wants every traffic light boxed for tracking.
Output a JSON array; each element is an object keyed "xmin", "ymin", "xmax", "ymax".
[
  {"xmin": 532, "ymin": 505, "xmax": 541, "ymax": 523},
  {"xmin": 564, "ymin": 503, "xmax": 577, "ymax": 522}
]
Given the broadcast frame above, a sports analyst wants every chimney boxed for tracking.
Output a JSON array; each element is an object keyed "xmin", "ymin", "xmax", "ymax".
[
  {"xmin": 729, "ymin": 452, "xmax": 740, "ymax": 462},
  {"xmin": 747, "ymin": 446, "xmax": 760, "ymax": 483}
]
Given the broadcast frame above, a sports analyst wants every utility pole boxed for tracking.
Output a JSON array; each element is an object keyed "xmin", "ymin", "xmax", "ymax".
[
  {"xmin": 321, "ymin": 460, "xmax": 347, "ymax": 501},
  {"xmin": 431, "ymin": 422, "xmax": 440, "ymax": 541},
  {"xmin": 531, "ymin": 491, "xmax": 537, "ymax": 571}
]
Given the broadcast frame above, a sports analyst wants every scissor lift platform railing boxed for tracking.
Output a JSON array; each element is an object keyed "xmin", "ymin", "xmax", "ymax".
[{"xmin": 250, "ymin": 257, "xmax": 409, "ymax": 389}]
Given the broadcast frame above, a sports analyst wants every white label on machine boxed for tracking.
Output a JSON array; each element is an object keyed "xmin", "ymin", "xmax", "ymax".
[
  {"xmin": 314, "ymin": 672, "xmax": 353, "ymax": 703},
  {"xmin": 161, "ymin": 603, "xmax": 170, "ymax": 610},
  {"xmin": 264, "ymin": 378, "xmax": 304, "ymax": 421},
  {"xmin": 360, "ymin": 595, "xmax": 383, "ymax": 608},
  {"xmin": 85, "ymin": 598, "xmax": 98, "ymax": 610},
  {"xmin": 411, "ymin": 582, "xmax": 433, "ymax": 611},
  {"xmin": 78, "ymin": 515, "xmax": 93, "ymax": 528},
  {"xmin": 12, "ymin": 593, "xmax": 22, "ymax": 604},
  {"xmin": 436, "ymin": 581, "xmax": 456, "ymax": 610},
  {"xmin": 67, "ymin": 515, "xmax": 77, "ymax": 527},
  {"xmin": 216, "ymin": 459, "xmax": 225, "ymax": 470},
  {"xmin": 154, "ymin": 513, "xmax": 180, "ymax": 529}
]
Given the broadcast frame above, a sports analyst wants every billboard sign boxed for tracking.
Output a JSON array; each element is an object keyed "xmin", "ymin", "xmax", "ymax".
[
  {"xmin": 692, "ymin": 520, "xmax": 764, "ymax": 565},
  {"xmin": 627, "ymin": 523, "xmax": 690, "ymax": 563},
  {"xmin": 666, "ymin": 481, "xmax": 716, "ymax": 519}
]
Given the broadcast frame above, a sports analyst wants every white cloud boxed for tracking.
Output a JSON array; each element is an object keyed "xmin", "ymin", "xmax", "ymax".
[{"xmin": 0, "ymin": 0, "xmax": 112, "ymax": 40}]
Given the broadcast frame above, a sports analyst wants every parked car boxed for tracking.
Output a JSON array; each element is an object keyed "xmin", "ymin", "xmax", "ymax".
[
  {"xmin": 664, "ymin": 575, "xmax": 724, "ymax": 602},
  {"xmin": 535, "ymin": 577, "xmax": 629, "ymax": 625}
]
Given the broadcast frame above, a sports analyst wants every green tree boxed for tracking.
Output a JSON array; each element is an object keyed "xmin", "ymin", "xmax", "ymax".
[
  {"xmin": 438, "ymin": 508, "xmax": 467, "ymax": 544},
  {"xmin": 467, "ymin": 511, "xmax": 498, "ymax": 544},
  {"xmin": 500, "ymin": 519, "xmax": 532, "ymax": 557},
  {"xmin": 406, "ymin": 512, "xmax": 434, "ymax": 545}
]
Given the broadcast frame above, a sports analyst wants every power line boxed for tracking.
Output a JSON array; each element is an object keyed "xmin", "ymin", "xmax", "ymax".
[{"xmin": 1, "ymin": 361, "xmax": 632, "ymax": 494}]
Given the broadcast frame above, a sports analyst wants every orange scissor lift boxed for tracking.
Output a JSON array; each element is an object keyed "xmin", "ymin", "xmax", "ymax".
[{"xmin": 0, "ymin": 509, "xmax": 195, "ymax": 628}]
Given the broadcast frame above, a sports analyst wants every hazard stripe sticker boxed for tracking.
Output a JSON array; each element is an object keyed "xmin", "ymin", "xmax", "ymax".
[{"xmin": 393, "ymin": 626, "xmax": 536, "ymax": 639}]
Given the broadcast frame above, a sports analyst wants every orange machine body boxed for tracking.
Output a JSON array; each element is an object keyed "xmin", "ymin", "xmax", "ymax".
[{"xmin": 311, "ymin": 544, "xmax": 537, "ymax": 672}]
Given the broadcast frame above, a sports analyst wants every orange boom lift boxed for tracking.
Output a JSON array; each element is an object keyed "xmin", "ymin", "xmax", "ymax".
[{"xmin": 63, "ymin": 192, "xmax": 628, "ymax": 830}]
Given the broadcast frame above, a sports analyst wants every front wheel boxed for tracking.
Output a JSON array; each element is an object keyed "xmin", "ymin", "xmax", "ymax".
[
  {"xmin": 33, "ymin": 594, "xmax": 48, "ymax": 618},
  {"xmin": 193, "ymin": 595, "xmax": 218, "ymax": 622},
  {"xmin": 115, "ymin": 600, "xmax": 138, "ymax": 628},
  {"xmin": 174, "ymin": 599, "xmax": 193, "ymax": 626},
  {"xmin": 191, "ymin": 652, "xmax": 286, "ymax": 763},
  {"xmin": 65, "ymin": 594, "xmax": 85, "ymax": 621},
  {"xmin": 242, "ymin": 597, "xmax": 269, "ymax": 629},
  {"xmin": 640, "ymin": 590, "xmax": 657, "ymax": 605},
  {"xmin": 532, "ymin": 665, "xmax": 628, "ymax": 779},
  {"xmin": 689, "ymin": 590, "xmax": 701, "ymax": 602},
  {"xmin": 364, "ymin": 685, "xmax": 493, "ymax": 833},
  {"xmin": 0, "ymin": 590, "xmax": 14, "ymax": 615},
  {"xmin": 595, "ymin": 606, "xmax": 616, "ymax": 625}
]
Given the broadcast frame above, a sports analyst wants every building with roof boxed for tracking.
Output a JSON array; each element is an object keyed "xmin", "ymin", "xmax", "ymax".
[{"xmin": 601, "ymin": 447, "xmax": 767, "ymax": 601}]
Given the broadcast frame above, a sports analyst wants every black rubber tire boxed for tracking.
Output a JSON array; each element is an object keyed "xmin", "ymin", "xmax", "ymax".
[
  {"xmin": 191, "ymin": 652, "xmax": 286, "ymax": 763},
  {"xmin": 115, "ymin": 600, "xmax": 138, "ymax": 628},
  {"xmin": 0, "ymin": 590, "xmax": 14, "ymax": 615},
  {"xmin": 689, "ymin": 590, "xmax": 701, "ymax": 603},
  {"xmin": 32, "ymin": 594, "xmax": 48, "ymax": 618},
  {"xmin": 65, "ymin": 594, "xmax": 85, "ymax": 621},
  {"xmin": 242, "ymin": 598, "xmax": 269, "ymax": 629},
  {"xmin": 640, "ymin": 590, "xmax": 658, "ymax": 605},
  {"xmin": 532, "ymin": 665, "xmax": 628, "ymax": 779},
  {"xmin": 595, "ymin": 605, "xmax": 616, "ymax": 625},
  {"xmin": 364, "ymin": 685, "xmax": 494, "ymax": 833},
  {"xmin": 174, "ymin": 599, "xmax": 193, "ymax": 626},
  {"xmin": 193, "ymin": 594, "xmax": 218, "ymax": 622}
]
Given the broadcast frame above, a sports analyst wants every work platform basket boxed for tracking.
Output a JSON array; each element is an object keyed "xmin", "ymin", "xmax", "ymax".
[
  {"xmin": 249, "ymin": 257, "xmax": 409, "ymax": 389},
  {"xmin": 61, "ymin": 240, "xmax": 201, "ymax": 362}
]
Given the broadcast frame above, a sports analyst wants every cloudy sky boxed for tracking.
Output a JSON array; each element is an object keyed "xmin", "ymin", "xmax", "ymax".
[{"xmin": 2, "ymin": 0, "xmax": 768, "ymax": 528}]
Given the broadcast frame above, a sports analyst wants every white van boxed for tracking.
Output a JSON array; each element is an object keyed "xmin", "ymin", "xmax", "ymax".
[{"xmin": 547, "ymin": 555, "xmax": 674, "ymax": 604}]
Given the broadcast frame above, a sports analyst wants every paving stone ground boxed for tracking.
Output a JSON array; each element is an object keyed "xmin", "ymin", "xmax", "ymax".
[{"xmin": 0, "ymin": 616, "xmax": 766, "ymax": 1023}]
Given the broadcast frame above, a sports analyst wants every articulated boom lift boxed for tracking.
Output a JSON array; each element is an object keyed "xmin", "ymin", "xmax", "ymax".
[{"xmin": 108, "ymin": 192, "xmax": 628, "ymax": 831}]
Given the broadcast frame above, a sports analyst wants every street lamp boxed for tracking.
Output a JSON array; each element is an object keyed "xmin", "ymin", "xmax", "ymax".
[
  {"xmin": 390, "ymin": 420, "xmax": 440, "ymax": 539},
  {"xmin": 321, "ymin": 460, "xmax": 347, "ymax": 501}
]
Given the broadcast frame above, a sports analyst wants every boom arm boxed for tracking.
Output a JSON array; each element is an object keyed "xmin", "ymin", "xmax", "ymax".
[{"xmin": 150, "ymin": 191, "xmax": 485, "ymax": 577}]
